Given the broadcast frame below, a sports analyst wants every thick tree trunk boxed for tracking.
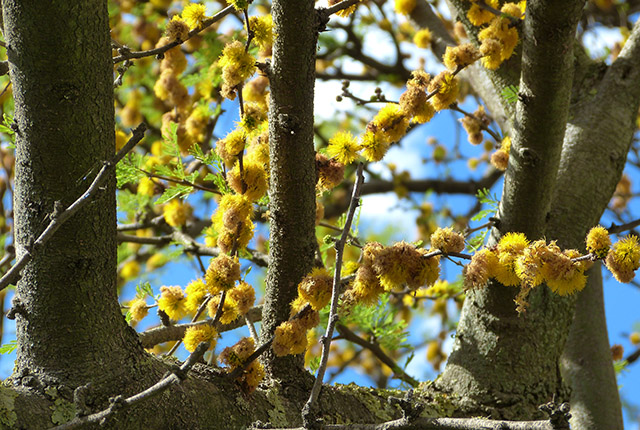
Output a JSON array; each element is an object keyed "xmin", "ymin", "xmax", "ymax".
[
  {"xmin": 4, "ymin": 0, "xmax": 143, "ymax": 389},
  {"xmin": 261, "ymin": 0, "xmax": 319, "ymax": 381}
]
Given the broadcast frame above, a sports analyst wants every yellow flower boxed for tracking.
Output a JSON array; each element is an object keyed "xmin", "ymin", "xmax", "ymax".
[
  {"xmin": 163, "ymin": 198, "xmax": 192, "ymax": 228},
  {"xmin": 316, "ymin": 153, "xmax": 345, "ymax": 191},
  {"xmin": 166, "ymin": 16, "xmax": 190, "ymax": 42},
  {"xmin": 463, "ymin": 248, "xmax": 499, "ymax": 289},
  {"xmin": 248, "ymin": 15, "xmax": 273, "ymax": 51},
  {"xmin": 121, "ymin": 260, "xmax": 140, "ymax": 280},
  {"xmin": 350, "ymin": 264, "xmax": 385, "ymax": 306},
  {"xmin": 207, "ymin": 293, "xmax": 239, "ymax": 324},
  {"xmin": 227, "ymin": 160, "xmax": 269, "ymax": 201},
  {"xmin": 428, "ymin": 71, "xmax": 459, "ymax": 111},
  {"xmin": 137, "ymin": 177, "xmax": 156, "ymax": 197},
  {"xmin": 370, "ymin": 104, "xmax": 410, "ymax": 143},
  {"xmin": 298, "ymin": 267, "xmax": 334, "ymax": 311},
  {"xmin": 205, "ymin": 254, "xmax": 241, "ymax": 294},
  {"xmin": 216, "ymin": 128, "xmax": 246, "ymax": 168},
  {"xmin": 183, "ymin": 325, "xmax": 217, "ymax": 352},
  {"xmin": 327, "ymin": 131, "xmax": 360, "ymax": 165},
  {"xmin": 430, "ymin": 227, "xmax": 465, "ymax": 253},
  {"xmin": 605, "ymin": 235, "xmax": 640, "ymax": 283},
  {"xmin": 443, "ymin": 43, "xmax": 481, "ymax": 71},
  {"xmin": 182, "ymin": 3, "xmax": 208, "ymax": 30},
  {"xmin": 129, "ymin": 297, "xmax": 149, "ymax": 322},
  {"xmin": 586, "ymin": 225, "xmax": 611, "ymax": 259},
  {"xmin": 228, "ymin": 281, "xmax": 255, "ymax": 316},
  {"xmin": 219, "ymin": 41, "xmax": 256, "ymax": 92},
  {"xmin": 185, "ymin": 278, "xmax": 208, "ymax": 313},
  {"xmin": 359, "ymin": 130, "xmax": 390, "ymax": 162},
  {"xmin": 158, "ymin": 286, "xmax": 188, "ymax": 320},
  {"xmin": 394, "ymin": 0, "xmax": 416, "ymax": 15},
  {"xmin": 273, "ymin": 319, "xmax": 308, "ymax": 356},
  {"xmin": 413, "ymin": 29, "xmax": 432, "ymax": 48},
  {"xmin": 467, "ymin": 0, "xmax": 499, "ymax": 26}
]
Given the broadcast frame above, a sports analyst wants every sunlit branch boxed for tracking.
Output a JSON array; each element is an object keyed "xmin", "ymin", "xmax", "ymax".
[
  {"xmin": 112, "ymin": 6, "xmax": 235, "ymax": 64},
  {"xmin": 335, "ymin": 323, "xmax": 419, "ymax": 387},
  {"xmin": 302, "ymin": 163, "xmax": 365, "ymax": 425},
  {"xmin": 0, "ymin": 123, "xmax": 147, "ymax": 292}
]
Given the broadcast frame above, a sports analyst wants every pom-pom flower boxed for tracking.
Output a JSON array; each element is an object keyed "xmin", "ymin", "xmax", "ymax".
[
  {"xmin": 185, "ymin": 278, "xmax": 208, "ymax": 313},
  {"xmin": 158, "ymin": 285, "xmax": 188, "ymax": 320},
  {"xmin": 428, "ymin": 71, "xmax": 459, "ymax": 111},
  {"xmin": 413, "ymin": 29, "xmax": 432, "ymax": 48},
  {"xmin": 586, "ymin": 225, "xmax": 611, "ymax": 259},
  {"xmin": 207, "ymin": 294, "xmax": 239, "ymax": 324},
  {"xmin": 430, "ymin": 227, "xmax": 465, "ymax": 253},
  {"xmin": 491, "ymin": 136, "xmax": 511, "ymax": 171},
  {"xmin": 205, "ymin": 254, "xmax": 241, "ymax": 294},
  {"xmin": 129, "ymin": 297, "xmax": 149, "ymax": 322},
  {"xmin": 494, "ymin": 232, "xmax": 529, "ymax": 286},
  {"xmin": 166, "ymin": 16, "xmax": 189, "ymax": 42},
  {"xmin": 182, "ymin": 3, "xmax": 208, "ymax": 30},
  {"xmin": 297, "ymin": 267, "xmax": 333, "ymax": 311},
  {"xmin": 443, "ymin": 43, "xmax": 481, "ymax": 71},
  {"xmin": 163, "ymin": 198, "xmax": 192, "ymax": 227},
  {"xmin": 220, "ymin": 337, "xmax": 264, "ymax": 393},
  {"xmin": 316, "ymin": 153, "xmax": 345, "ymax": 190},
  {"xmin": 183, "ymin": 325, "xmax": 217, "ymax": 352},
  {"xmin": 467, "ymin": 0, "xmax": 499, "ymax": 26},
  {"xmin": 227, "ymin": 160, "xmax": 269, "ymax": 201},
  {"xmin": 359, "ymin": 130, "xmax": 390, "ymax": 162},
  {"xmin": 327, "ymin": 131, "xmax": 360, "ymax": 165},
  {"xmin": 463, "ymin": 248, "xmax": 499, "ymax": 289},
  {"xmin": 273, "ymin": 319, "xmax": 308, "ymax": 356},
  {"xmin": 369, "ymin": 104, "xmax": 410, "ymax": 143},
  {"xmin": 218, "ymin": 41, "xmax": 256, "ymax": 97},
  {"xmin": 228, "ymin": 281, "xmax": 255, "ymax": 316},
  {"xmin": 394, "ymin": 0, "xmax": 416, "ymax": 15},
  {"xmin": 248, "ymin": 15, "xmax": 273, "ymax": 51},
  {"xmin": 605, "ymin": 235, "xmax": 640, "ymax": 283}
]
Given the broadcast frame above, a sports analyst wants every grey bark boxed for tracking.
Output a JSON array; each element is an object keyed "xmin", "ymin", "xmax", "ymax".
[
  {"xmin": 4, "ymin": 0, "xmax": 143, "ymax": 390},
  {"xmin": 261, "ymin": 0, "xmax": 319, "ymax": 380}
]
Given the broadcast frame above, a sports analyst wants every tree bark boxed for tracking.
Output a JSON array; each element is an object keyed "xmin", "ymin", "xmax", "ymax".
[
  {"xmin": 261, "ymin": 0, "xmax": 319, "ymax": 380},
  {"xmin": 4, "ymin": 0, "xmax": 144, "ymax": 390}
]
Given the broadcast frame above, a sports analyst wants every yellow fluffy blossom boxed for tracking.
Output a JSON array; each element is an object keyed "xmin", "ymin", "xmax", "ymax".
[
  {"xmin": 478, "ymin": 10, "xmax": 520, "ymax": 70},
  {"xmin": 121, "ymin": 260, "xmax": 140, "ymax": 280},
  {"xmin": 207, "ymin": 293, "xmax": 239, "ymax": 324},
  {"xmin": 394, "ymin": 0, "xmax": 416, "ymax": 15},
  {"xmin": 413, "ymin": 29, "xmax": 432, "ymax": 48},
  {"xmin": 273, "ymin": 319, "xmax": 308, "ymax": 356},
  {"xmin": 129, "ymin": 297, "xmax": 149, "ymax": 322},
  {"xmin": 491, "ymin": 136, "xmax": 511, "ymax": 171},
  {"xmin": 316, "ymin": 153, "xmax": 345, "ymax": 190},
  {"xmin": 350, "ymin": 264, "xmax": 385, "ymax": 306},
  {"xmin": 219, "ymin": 41, "xmax": 256, "ymax": 96},
  {"xmin": 545, "ymin": 249, "xmax": 587, "ymax": 296},
  {"xmin": 298, "ymin": 267, "xmax": 333, "ymax": 311},
  {"xmin": 205, "ymin": 254, "xmax": 241, "ymax": 294},
  {"xmin": 413, "ymin": 101, "xmax": 436, "ymax": 124},
  {"xmin": 158, "ymin": 285, "xmax": 188, "ymax": 320},
  {"xmin": 586, "ymin": 225, "xmax": 611, "ymax": 259},
  {"xmin": 166, "ymin": 16, "xmax": 189, "ymax": 42},
  {"xmin": 238, "ymin": 102, "xmax": 267, "ymax": 135},
  {"xmin": 137, "ymin": 177, "xmax": 156, "ymax": 197},
  {"xmin": 399, "ymin": 86, "xmax": 427, "ymax": 118},
  {"xmin": 428, "ymin": 71, "xmax": 459, "ymax": 111},
  {"xmin": 185, "ymin": 278, "xmax": 208, "ymax": 313},
  {"xmin": 370, "ymin": 104, "xmax": 410, "ymax": 143},
  {"xmin": 182, "ymin": 3, "xmax": 208, "ymax": 30},
  {"xmin": 359, "ymin": 130, "xmax": 390, "ymax": 162},
  {"xmin": 443, "ymin": 43, "xmax": 481, "ymax": 71},
  {"xmin": 185, "ymin": 106, "xmax": 210, "ymax": 143},
  {"xmin": 327, "ymin": 131, "xmax": 360, "ymax": 165},
  {"xmin": 605, "ymin": 235, "xmax": 640, "ymax": 283},
  {"xmin": 494, "ymin": 232, "xmax": 529, "ymax": 286},
  {"xmin": 467, "ymin": 0, "xmax": 499, "ymax": 26},
  {"xmin": 248, "ymin": 15, "xmax": 273, "ymax": 51},
  {"xmin": 216, "ymin": 128, "xmax": 246, "ymax": 168},
  {"xmin": 463, "ymin": 248, "xmax": 499, "ymax": 289},
  {"xmin": 219, "ymin": 337, "xmax": 264, "ymax": 393},
  {"xmin": 227, "ymin": 160, "xmax": 269, "ymax": 201},
  {"xmin": 430, "ymin": 227, "xmax": 465, "ymax": 253},
  {"xmin": 183, "ymin": 325, "xmax": 217, "ymax": 352},
  {"xmin": 211, "ymin": 195, "xmax": 255, "ymax": 253},
  {"xmin": 163, "ymin": 198, "xmax": 192, "ymax": 228},
  {"xmin": 228, "ymin": 281, "xmax": 255, "ymax": 316},
  {"xmin": 407, "ymin": 70, "xmax": 431, "ymax": 90},
  {"xmin": 514, "ymin": 239, "xmax": 551, "ymax": 288}
]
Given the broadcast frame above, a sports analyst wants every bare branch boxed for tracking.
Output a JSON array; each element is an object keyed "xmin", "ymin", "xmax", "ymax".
[{"xmin": 0, "ymin": 123, "xmax": 147, "ymax": 291}]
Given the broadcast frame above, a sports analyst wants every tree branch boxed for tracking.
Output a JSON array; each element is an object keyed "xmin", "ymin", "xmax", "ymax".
[
  {"xmin": 0, "ymin": 123, "xmax": 147, "ymax": 291},
  {"xmin": 50, "ymin": 342, "xmax": 210, "ymax": 430}
]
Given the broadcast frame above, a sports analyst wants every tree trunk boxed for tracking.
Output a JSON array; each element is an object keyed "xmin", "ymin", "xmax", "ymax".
[
  {"xmin": 4, "ymin": 0, "xmax": 143, "ymax": 389},
  {"xmin": 261, "ymin": 0, "xmax": 319, "ymax": 381}
]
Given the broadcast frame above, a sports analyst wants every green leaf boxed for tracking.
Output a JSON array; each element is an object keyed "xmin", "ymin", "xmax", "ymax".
[
  {"xmin": 471, "ymin": 209, "xmax": 495, "ymax": 222},
  {"xmin": 136, "ymin": 281, "xmax": 154, "ymax": 298},
  {"xmin": 155, "ymin": 184, "xmax": 192, "ymax": 205},
  {"xmin": 501, "ymin": 85, "xmax": 519, "ymax": 104},
  {"xmin": 0, "ymin": 340, "xmax": 16, "ymax": 354},
  {"xmin": 308, "ymin": 356, "xmax": 321, "ymax": 372}
]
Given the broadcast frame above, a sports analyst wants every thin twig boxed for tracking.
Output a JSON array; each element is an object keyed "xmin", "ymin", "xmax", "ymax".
[
  {"xmin": 49, "ymin": 341, "xmax": 209, "ymax": 430},
  {"xmin": 608, "ymin": 218, "xmax": 640, "ymax": 234},
  {"xmin": 335, "ymin": 323, "xmax": 418, "ymax": 387},
  {"xmin": 112, "ymin": 6, "xmax": 235, "ymax": 64},
  {"xmin": 302, "ymin": 163, "xmax": 365, "ymax": 425},
  {"xmin": 0, "ymin": 123, "xmax": 147, "ymax": 292}
]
